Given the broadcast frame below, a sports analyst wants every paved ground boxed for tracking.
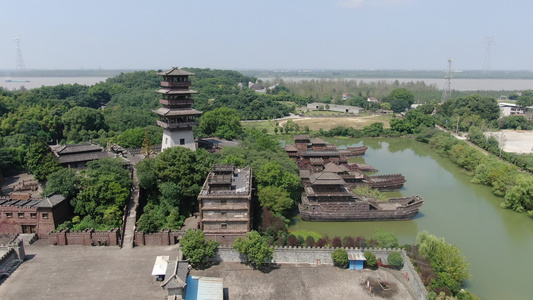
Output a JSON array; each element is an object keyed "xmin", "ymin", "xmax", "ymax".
[
  {"xmin": 0, "ymin": 243, "xmax": 414, "ymax": 300},
  {"xmin": 491, "ymin": 129, "xmax": 533, "ymax": 154},
  {"xmin": 192, "ymin": 262, "xmax": 413, "ymax": 300},
  {"xmin": 0, "ymin": 243, "xmax": 180, "ymax": 299}
]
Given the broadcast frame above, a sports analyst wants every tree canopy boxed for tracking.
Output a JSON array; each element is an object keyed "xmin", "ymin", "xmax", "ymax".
[
  {"xmin": 233, "ymin": 230, "xmax": 273, "ymax": 268},
  {"xmin": 197, "ymin": 107, "xmax": 242, "ymax": 139},
  {"xmin": 180, "ymin": 229, "xmax": 219, "ymax": 266}
]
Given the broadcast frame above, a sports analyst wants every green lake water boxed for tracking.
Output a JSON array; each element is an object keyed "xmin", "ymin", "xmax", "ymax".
[{"xmin": 288, "ymin": 137, "xmax": 533, "ymax": 299}]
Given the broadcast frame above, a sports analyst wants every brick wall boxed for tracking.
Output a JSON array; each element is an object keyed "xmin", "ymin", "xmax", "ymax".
[
  {"xmin": 48, "ymin": 228, "xmax": 120, "ymax": 246},
  {"xmin": 212, "ymin": 246, "xmax": 427, "ymax": 300}
]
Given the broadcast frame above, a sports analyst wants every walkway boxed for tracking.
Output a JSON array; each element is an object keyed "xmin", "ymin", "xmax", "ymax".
[{"xmin": 122, "ymin": 167, "xmax": 140, "ymax": 249}]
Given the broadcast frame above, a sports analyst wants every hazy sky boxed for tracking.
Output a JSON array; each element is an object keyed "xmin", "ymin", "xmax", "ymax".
[{"xmin": 2, "ymin": 0, "xmax": 532, "ymax": 71}]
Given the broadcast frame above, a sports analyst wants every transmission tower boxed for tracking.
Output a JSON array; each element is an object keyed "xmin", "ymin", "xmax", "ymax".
[
  {"xmin": 14, "ymin": 36, "xmax": 26, "ymax": 70},
  {"xmin": 441, "ymin": 58, "xmax": 452, "ymax": 102},
  {"xmin": 483, "ymin": 36, "xmax": 493, "ymax": 72}
]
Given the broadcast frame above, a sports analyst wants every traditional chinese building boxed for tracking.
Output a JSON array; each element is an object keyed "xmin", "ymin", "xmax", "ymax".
[
  {"xmin": 50, "ymin": 142, "xmax": 113, "ymax": 169},
  {"xmin": 198, "ymin": 164, "xmax": 252, "ymax": 243},
  {"xmin": 0, "ymin": 194, "xmax": 72, "ymax": 238},
  {"xmin": 154, "ymin": 67, "xmax": 202, "ymax": 151}
]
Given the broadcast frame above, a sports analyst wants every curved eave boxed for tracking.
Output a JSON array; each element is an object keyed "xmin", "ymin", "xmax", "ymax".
[
  {"xmin": 156, "ymin": 88, "xmax": 198, "ymax": 95},
  {"xmin": 153, "ymin": 107, "xmax": 203, "ymax": 116}
]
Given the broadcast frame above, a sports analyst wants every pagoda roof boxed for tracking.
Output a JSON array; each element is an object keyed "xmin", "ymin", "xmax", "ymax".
[
  {"xmin": 285, "ymin": 144, "xmax": 298, "ymax": 152},
  {"xmin": 50, "ymin": 143, "xmax": 103, "ymax": 155},
  {"xmin": 309, "ymin": 172, "xmax": 346, "ymax": 185},
  {"xmin": 294, "ymin": 135, "xmax": 309, "ymax": 141},
  {"xmin": 157, "ymin": 67, "xmax": 194, "ymax": 76},
  {"xmin": 310, "ymin": 138, "xmax": 327, "ymax": 144},
  {"xmin": 153, "ymin": 108, "xmax": 203, "ymax": 116},
  {"xmin": 324, "ymin": 162, "xmax": 345, "ymax": 173},
  {"xmin": 156, "ymin": 88, "xmax": 197, "ymax": 95},
  {"xmin": 302, "ymin": 150, "xmax": 340, "ymax": 157}
]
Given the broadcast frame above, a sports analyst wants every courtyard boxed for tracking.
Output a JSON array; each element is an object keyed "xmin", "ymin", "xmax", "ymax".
[{"xmin": 0, "ymin": 242, "xmax": 414, "ymax": 300}]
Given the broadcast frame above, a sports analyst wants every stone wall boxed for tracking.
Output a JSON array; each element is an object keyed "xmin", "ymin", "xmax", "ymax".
[
  {"xmin": 48, "ymin": 228, "xmax": 120, "ymax": 246},
  {"xmin": 132, "ymin": 230, "xmax": 243, "ymax": 246},
  {"xmin": 0, "ymin": 240, "xmax": 25, "ymax": 272},
  {"xmin": 212, "ymin": 246, "xmax": 427, "ymax": 300}
]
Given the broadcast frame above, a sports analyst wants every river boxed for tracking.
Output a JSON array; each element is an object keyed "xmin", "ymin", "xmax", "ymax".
[
  {"xmin": 288, "ymin": 137, "xmax": 533, "ymax": 299},
  {"xmin": 0, "ymin": 77, "xmax": 108, "ymax": 90}
]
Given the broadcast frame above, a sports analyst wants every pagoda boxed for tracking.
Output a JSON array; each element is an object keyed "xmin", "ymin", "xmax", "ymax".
[{"xmin": 154, "ymin": 67, "xmax": 202, "ymax": 151}]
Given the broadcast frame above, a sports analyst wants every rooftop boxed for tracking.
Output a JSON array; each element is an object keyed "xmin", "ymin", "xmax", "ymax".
[
  {"xmin": 157, "ymin": 67, "xmax": 195, "ymax": 76},
  {"xmin": 50, "ymin": 143, "xmax": 103, "ymax": 154},
  {"xmin": 309, "ymin": 172, "xmax": 346, "ymax": 185},
  {"xmin": 199, "ymin": 166, "xmax": 252, "ymax": 197},
  {"xmin": 156, "ymin": 88, "xmax": 198, "ymax": 95},
  {"xmin": 0, "ymin": 194, "xmax": 67, "ymax": 209},
  {"xmin": 153, "ymin": 107, "xmax": 203, "ymax": 116}
]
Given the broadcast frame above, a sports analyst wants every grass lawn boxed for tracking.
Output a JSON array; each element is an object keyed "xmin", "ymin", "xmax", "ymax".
[
  {"xmin": 288, "ymin": 230, "xmax": 323, "ymax": 241},
  {"xmin": 241, "ymin": 120, "xmax": 278, "ymax": 134},
  {"xmin": 280, "ymin": 115, "xmax": 392, "ymax": 131}
]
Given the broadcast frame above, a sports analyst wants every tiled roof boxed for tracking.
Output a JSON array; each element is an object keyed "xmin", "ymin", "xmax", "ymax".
[
  {"xmin": 153, "ymin": 107, "xmax": 202, "ymax": 116},
  {"xmin": 293, "ymin": 135, "xmax": 309, "ymax": 141},
  {"xmin": 156, "ymin": 88, "xmax": 197, "ymax": 95},
  {"xmin": 58, "ymin": 151, "xmax": 114, "ymax": 164},
  {"xmin": 309, "ymin": 172, "xmax": 346, "ymax": 185},
  {"xmin": 310, "ymin": 138, "xmax": 327, "ymax": 144},
  {"xmin": 157, "ymin": 67, "xmax": 195, "ymax": 76},
  {"xmin": 302, "ymin": 150, "xmax": 340, "ymax": 157},
  {"xmin": 51, "ymin": 143, "xmax": 103, "ymax": 154},
  {"xmin": 161, "ymin": 260, "xmax": 189, "ymax": 290},
  {"xmin": 324, "ymin": 162, "xmax": 344, "ymax": 173},
  {"xmin": 285, "ymin": 144, "xmax": 298, "ymax": 152},
  {"xmin": 0, "ymin": 194, "xmax": 67, "ymax": 208}
]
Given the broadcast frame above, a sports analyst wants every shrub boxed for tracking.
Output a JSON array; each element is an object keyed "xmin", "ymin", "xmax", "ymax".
[
  {"xmin": 387, "ymin": 251, "xmax": 404, "ymax": 269},
  {"xmin": 305, "ymin": 236, "xmax": 315, "ymax": 247},
  {"xmin": 331, "ymin": 248, "xmax": 349, "ymax": 267},
  {"xmin": 287, "ymin": 234, "xmax": 298, "ymax": 246},
  {"xmin": 331, "ymin": 236, "xmax": 342, "ymax": 248},
  {"xmin": 342, "ymin": 236, "xmax": 356, "ymax": 248},
  {"xmin": 364, "ymin": 251, "xmax": 377, "ymax": 267},
  {"xmin": 316, "ymin": 238, "xmax": 328, "ymax": 247}
]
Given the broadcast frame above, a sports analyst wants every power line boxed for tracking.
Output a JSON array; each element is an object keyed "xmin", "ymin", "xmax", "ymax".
[
  {"xmin": 441, "ymin": 58, "xmax": 452, "ymax": 102},
  {"xmin": 14, "ymin": 36, "xmax": 26, "ymax": 70}
]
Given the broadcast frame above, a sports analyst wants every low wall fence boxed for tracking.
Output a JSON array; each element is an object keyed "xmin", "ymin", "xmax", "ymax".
[
  {"xmin": 48, "ymin": 228, "xmax": 120, "ymax": 246},
  {"xmin": 212, "ymin": 246, "xmax": 427, "ymax": 300}
]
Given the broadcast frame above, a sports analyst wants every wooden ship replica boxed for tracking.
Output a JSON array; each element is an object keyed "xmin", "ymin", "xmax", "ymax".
[
  {"xmin": 285, "ymin": 135, "xmax": 406, "ymax": 191},
  {"xmin": 285, "ymin": 135, "xmax": 423, "ymax": 221}
]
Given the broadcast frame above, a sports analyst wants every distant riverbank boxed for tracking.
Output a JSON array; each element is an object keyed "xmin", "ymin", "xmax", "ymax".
[
  {"xmin": 0, "ymin": 77, "xmax": 109, "ymax": 90},
  {"xmin": 259, "ymin": 77, "xmax": 533, "ymax": 91}
]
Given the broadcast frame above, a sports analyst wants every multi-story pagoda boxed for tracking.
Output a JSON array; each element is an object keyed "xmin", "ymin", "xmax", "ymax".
[{"xmin": 154, "ymin": 67, "xmax": 202, "ymax": 151}]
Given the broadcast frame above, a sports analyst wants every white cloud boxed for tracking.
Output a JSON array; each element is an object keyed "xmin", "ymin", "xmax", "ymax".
[{"xmin": 338, "ymin": 0, "xmax": 412, "ymax": 10}]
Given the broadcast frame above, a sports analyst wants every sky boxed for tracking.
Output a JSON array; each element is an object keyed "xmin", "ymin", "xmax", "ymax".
[{"xmin": 1, "ymin": 0, "xmax": 533, "ymax": 71}]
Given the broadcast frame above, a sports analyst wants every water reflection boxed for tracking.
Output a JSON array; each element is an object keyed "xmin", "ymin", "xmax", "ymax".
[{"xmin": 288, "ymin": 137, "xmax": 533, "ymax": 299}]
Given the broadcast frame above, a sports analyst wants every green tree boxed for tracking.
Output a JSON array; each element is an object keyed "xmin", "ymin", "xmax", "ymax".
[
  {"xmin": 180, "ymin": 229, "xmax": 220, "ymax": 266},
  {"xmin": 62, "ymin": 106, "xmax": 107, "ymax": 142},
  {"xmin": 387, "ymin": 252, "xmax": 404, "ymax": 269},
  {"xmin": 364, "ymin": 251, "xmax": 377, "ymax": 267},
  {"xmin": 233, "ymin": 230, "xmax": 274, "ymax": 268},
  {"xmin": 43, "ymin": 168, "xmax": 80, "ymax": 198},
  {"xmin": 26, "ymin": 141, "xmax": 61, "ymax": 181},
  {"xmin": 502, "ymin": 174, "xmax": 533, "ymax": 212},
  {"xmin": 371, "ymin": 229, "xmax": 399, "ymax": 248},
  {"xmin": 197, "ymin": 107, "xmax": 243, "ymax": 139},
  {"xmin": 331, "ymin": 248, "xmax": 349, "ymax": 267},
  {"xmin": 258, "ymin": 186, "xmax": 293, "ymax": 215}
]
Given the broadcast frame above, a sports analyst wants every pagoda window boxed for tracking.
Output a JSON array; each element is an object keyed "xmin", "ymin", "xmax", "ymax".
[{"xmin": 180, "ymin": 139, "xmax": 185, "ymax": 145}]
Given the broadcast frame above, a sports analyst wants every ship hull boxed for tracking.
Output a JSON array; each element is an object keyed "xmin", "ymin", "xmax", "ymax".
[{"xmin": 299, "ymin": 196, "xmax": 423, "ymax": 222}]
